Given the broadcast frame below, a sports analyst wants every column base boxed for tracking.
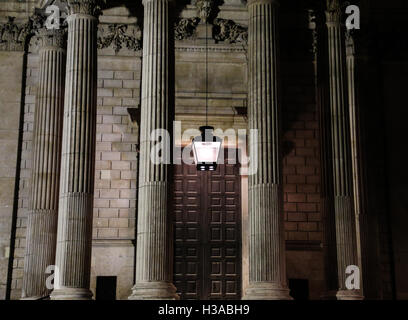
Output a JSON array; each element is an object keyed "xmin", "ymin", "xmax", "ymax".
[
  {"xmin": 336, "ymin": 289, "xmax": 364, "ymax": 300},
  {"xmin": 243, "ymin": 282, "xmax": 293, "ymax": 300},
  {"xmin": 128, "ymin": 281, "xmax": 179, "ymax": 300},
  {"xmin": 50, "ymin": 288, "xmax": 93, "ymax": 300}
]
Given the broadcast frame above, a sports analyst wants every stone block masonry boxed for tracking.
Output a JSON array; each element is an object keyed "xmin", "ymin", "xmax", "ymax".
[
  {"xmin": 282, "ymin": 60, "xmax": 322, "ymax": 245},
  {"xmin": 94, "ymin": 55, "xmax": 141, "ymax": 243}
]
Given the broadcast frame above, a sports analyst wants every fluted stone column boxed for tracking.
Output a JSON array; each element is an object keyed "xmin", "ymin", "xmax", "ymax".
[
  {"xmin": 50, "ymin": 0, "xmax": 98, "ymax": 300},
  {"xmin": 22, "ymin": 29, "xmax": 66, "ymax": 299},
  {"xmin": 325, "ymin": 0, "xmax": 363, "ymax": 300},
  {"xmin": 309, "ymin": 10, "xmax": 339, "ymax": 300},
  {"xmin": 345, "ymin": 31, "xmax": 364, "ymax": 292},
  {"xmin": 128, "ymin": 0, "xmax": 178, "ymax": 300},
  {"xmin": 243, "ymin": 0, "xmax": 292, "ymax": 300}
]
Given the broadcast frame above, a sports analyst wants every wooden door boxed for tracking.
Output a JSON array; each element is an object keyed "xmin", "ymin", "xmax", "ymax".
[{"xmin": 173, "ymin": 149, "xmax": 242, "ymax": 300}]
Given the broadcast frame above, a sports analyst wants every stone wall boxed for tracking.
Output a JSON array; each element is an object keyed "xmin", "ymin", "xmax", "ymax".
[
  {"xmin": 0, "ymin": 51, "xmax": 25, "ymax": 300},
  {"xmin": 0, "ymin": 0, "xmax": 35, "ymax": 301},
  {"xmin": 90, "ymin": 52, "xmax": 141, "ymax": 300}
]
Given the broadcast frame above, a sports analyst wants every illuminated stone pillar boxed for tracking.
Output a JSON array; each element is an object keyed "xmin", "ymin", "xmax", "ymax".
[
  {"xmin": 128, "ymin": 0, "xmax": 178, "ymax": 300},
  {"xmin": 243, "ymin": 0, "xmax": 292, "ymax": 300},
  {"xmin": 22, "ymin": 28, "xmax": 66, "ymax": 299},
  {"xmin": 50, "ymin": 0, "xmax": 98, "ymax": 300},
  {"xmin": 325, "ymin": 0, "xmax": 363, "ymax": 300}
]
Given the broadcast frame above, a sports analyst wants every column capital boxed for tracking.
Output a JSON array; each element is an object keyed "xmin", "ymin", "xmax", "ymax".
[
  {"xmin": 247, "ymin": 0, "xmax": 279, "ymax": 6},
  {"xmin": 35, "ymin": 28, "xmax": 66, "ymax": 49},
  {"xmin": 325, "ymin": 0, "xmax": 342, "ymax": 25},
  {"xmin": 67, "ymin": 0, "xmax": 101, "ymax": 17}
]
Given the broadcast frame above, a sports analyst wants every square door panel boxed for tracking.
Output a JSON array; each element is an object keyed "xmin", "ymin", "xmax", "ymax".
[
  {"xmin": 211, "ymin": 228, "xmax": 222, "ymax": 241},
  {"xmin": 211, "ymin": 181, "xmax": 222, "ymax": 193}
]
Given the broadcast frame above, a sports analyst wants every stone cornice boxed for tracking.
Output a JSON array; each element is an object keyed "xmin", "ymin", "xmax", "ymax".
[{"xmin": 175, "ymin": 43, "xmax": 246, "ymax": 53}]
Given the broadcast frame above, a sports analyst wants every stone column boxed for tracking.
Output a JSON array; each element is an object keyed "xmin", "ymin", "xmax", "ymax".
[
  {"xmin": 325, "ymin": 0, "xmax": 363, "ymax": 300},
  {"xmin": 345, "ymin": 31, "xmax": 364, "ymax": 291},
  {"xmin": 128, "ymin": 0, "xmax": 178, "ymax": 300},
  {"xmin": 50, "ymin": 0, "xmax": 98, "ymax": 300},
  {"xmin": 309, "ymin": 9, "xmax": 339, "ymax": 300},
  {"xmin": 243, "ymin": 0, "xmax": 292, "ymax": 300},
  {"xmin": 22, "ymin": 29, "xmax": 66, "ymax": 299}
]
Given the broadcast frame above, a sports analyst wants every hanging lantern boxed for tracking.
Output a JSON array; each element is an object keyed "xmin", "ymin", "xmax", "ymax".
[
  {"xmin": 191, "ymin": 9, "xmax": 222, "ymax": 171},
  {"xmin": 192, "ymin": 126, "xmax": 222, "ymax": 171}
]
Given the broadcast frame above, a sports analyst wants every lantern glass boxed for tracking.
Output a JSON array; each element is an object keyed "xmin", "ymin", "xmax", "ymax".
[
  {"xmin": 193, "ymin": 141, "xmax": 221, "ymax": 163},
  {"xmin": 192, "ymin": 126, "xmax": 222, "ymax": 171}
]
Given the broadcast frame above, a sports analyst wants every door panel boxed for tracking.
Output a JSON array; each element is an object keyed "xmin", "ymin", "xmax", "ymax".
[
  {"xmin": 173, "ymin": 162, "xmax": 202, "ymax": 299},
  {"xmin": 173, "ymin": 149, "xmax": 242, "ymax": 300}
]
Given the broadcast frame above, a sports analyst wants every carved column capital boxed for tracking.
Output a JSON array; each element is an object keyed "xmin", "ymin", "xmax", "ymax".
[
  {"xmin": 326, "ymin": 0, "xmax": 342, "ymax": 25},
  {"xmin": 35, "ymin": 28, "xmax": 67, "ymax": 49},
  {"xmin": 67, "ymin": 0, "xmax": 101, "ymax": 17}
]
